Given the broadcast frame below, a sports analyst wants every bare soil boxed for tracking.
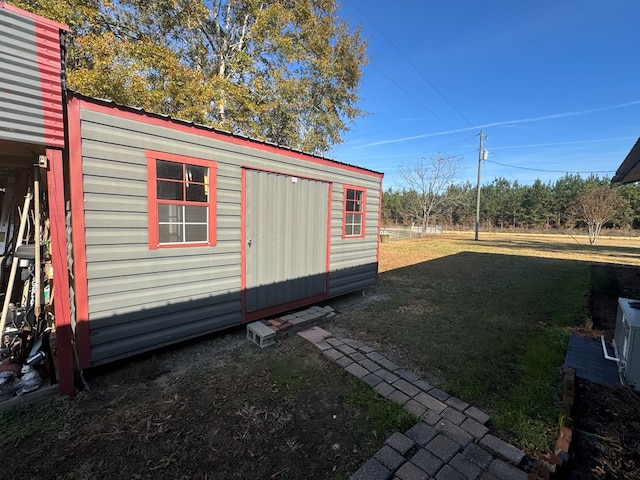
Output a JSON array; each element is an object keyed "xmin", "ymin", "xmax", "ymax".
[
  {"xmin": 0, "ymin": 330, "xmax": 406, "ymax": 480},
  {"xmin": 567, "ymin": 264, "xmax": 640, "ymax": 479}
]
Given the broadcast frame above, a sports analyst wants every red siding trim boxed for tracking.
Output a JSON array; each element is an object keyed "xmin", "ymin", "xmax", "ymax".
[
  {"xmin": 73, "ymin": 97, "xmax": 383, "ymax": 180},
  {"xmin": 46, "ymin": 148, "xmax": 75, "ymax": 395},
  {"xmin": 245, "ymin": 293, "xmax": 328, "ymax": 323},
  {"xmin": 377, "ymin": 181, "xmax": 382, "ymax": 283},
  {"xmin": 67, "ymin": 97, "xmax": 91, "ymax": 369},
  {"xmin": 342, "ymin": 184, "xmax": 366, "ymax": 239},
  {"xmin": 145, "ymin": 150, "xmax": 217, "ymax": 249},
  {"xmin": 32, "ymin": 8, "xmax": 65, "ymax": 147},
  {"xmin": 0, "ymin": 3, "xmax": 68, "ymax": 31}
]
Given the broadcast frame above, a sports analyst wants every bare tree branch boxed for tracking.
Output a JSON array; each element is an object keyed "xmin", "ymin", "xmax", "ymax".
[{"xmin": 398, "ymin": 153, "xmax": 462, "ymax": 234}]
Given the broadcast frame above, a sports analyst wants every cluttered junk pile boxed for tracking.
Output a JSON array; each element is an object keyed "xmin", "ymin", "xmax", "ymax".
[{"xmin": 0, "ymin": 165, "xmax": 58, "ymax": 399}]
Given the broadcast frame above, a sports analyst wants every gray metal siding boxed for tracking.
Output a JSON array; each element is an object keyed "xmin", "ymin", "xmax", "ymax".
[
  {"xmin": 0, "ymin": 7, "xmax": 64, "ymax": 146},
  {"xmin": 327, "ymin": 184, "xmax": 380, "ymax": 297},
  {"xmin": 78, "ymin": 105, "xmax": 380, "ymax": 365},
  {"xmin": 245, "ymin": 170, "xmax": 329, "ymax": 312},
  {"xmin": 0, "ymin": 9, "xmax": 45, "ymax": 144}
]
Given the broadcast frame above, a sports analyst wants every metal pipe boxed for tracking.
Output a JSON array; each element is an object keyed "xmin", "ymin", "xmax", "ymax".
[
  {"xmin": 601, "ymin": 335, "xmax": 620, "ymax": 362},
  {"xmin": 0, "ymin": 191, "xmax": 33, "ymax": 335}
]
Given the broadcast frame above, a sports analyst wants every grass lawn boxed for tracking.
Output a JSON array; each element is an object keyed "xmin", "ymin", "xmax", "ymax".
[
  {"xmin": 337, "ymin": 231, "xmax": 640, "ymax": 453},
  {"xmin": 1, "ymin": 231, "xmax": 639, "ymax": 478}
]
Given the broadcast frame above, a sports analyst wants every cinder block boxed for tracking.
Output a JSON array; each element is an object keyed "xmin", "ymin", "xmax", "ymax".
[
  {"xmin": 445, "ymin": 396, "xmax": 470, "ymax": 412},
  {"xmin": 440, "ymin": 407, "xmax": 466, "ymax": 426},
  {"xmin": 460, "ymin": 417, "xmax": 489, "ymax": 439},
  {"xmin": 414, "ymin": 392, "xmax": 447, "ymax": 414},
  {"xmin": 246, "ymin": 322, "xmax": 276, "ymax": 348},
  {"xmin": 374, "ymin": 445, "xmax": 406, "ymax": 472},
  {"xmin": 351, "ymin": 458, "xmax": 392, "ymax": 480},
  {"xmin": 410, "ymin": 448, "xmax": 443, "ymax": 476},
  {"xmin": 435, "ymin": 418, "xmax": 473, "ymax": 447},
  {"xmin": 393, "ymin": 379, "xmax": 421, "ymax": 398},
  {"xmin": 388, "ymin": 389, "xmax": 411, "ymax": 405}
]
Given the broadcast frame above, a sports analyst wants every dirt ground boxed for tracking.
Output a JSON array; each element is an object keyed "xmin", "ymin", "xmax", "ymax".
[
  {"xmin": 0, "ymin": 317, "xmax": 413, "ymax": 480},
  {"xmin": 567, "ymin": 264, "xmax": 640, "ymax": 479}
]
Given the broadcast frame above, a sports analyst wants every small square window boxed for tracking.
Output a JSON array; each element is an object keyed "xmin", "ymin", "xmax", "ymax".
[
  {"xmin": 147, "ymin": 151, "xmax": 216, "ymax": 249},
  {"xmin": 343, "ymin": 186, "xmax": 365, "ymax": 238}
]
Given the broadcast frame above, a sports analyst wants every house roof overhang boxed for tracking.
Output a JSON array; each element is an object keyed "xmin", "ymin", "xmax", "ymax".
[{"xmin": 613, "ymin": 137, "xmax": 640, "ymax": 184}]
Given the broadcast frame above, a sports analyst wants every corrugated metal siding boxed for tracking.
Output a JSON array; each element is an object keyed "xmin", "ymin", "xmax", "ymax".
[
  {"xmin": 0, "ymin": 6, "xmax": 64, "ymax": 147},
  {"xmin": 327, "ymin": 183, "xmax": 380, "ymax": 296},
  {"xmin": 245, "ymin": 170, "xmax": 329, "ymax": 312},
  {"xmin": 77, "ymin": 105, "xmax": 380, "ymax": 365}
]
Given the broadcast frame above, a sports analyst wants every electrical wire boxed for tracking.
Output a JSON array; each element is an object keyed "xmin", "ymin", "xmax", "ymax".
[
  {"xmin": 484, "ymin": 159, "xmax": 615, "ymax": 175},
  {"xmin": 345, "ymin": 0, "xmax": 476, "ymax": 148}
]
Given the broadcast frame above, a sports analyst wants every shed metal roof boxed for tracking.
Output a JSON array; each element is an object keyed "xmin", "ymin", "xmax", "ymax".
[{"xmin": 70, "ymin": 91, "xmax": 384, "ymax": 178}]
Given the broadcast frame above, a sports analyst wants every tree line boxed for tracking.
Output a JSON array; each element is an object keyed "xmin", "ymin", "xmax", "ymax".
[{"xmin": 383, "ymin": 173, "xmax": 640, "ymax": 237}]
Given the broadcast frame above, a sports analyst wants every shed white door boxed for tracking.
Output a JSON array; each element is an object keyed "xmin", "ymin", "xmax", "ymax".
[{"xmin": 244, "ymin": 169, "xmax": 329, "ymax": 313}]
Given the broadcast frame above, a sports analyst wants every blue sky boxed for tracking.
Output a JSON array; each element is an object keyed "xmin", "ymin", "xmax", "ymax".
[{"xmin": 329, "ymin": 0, "xmax": 640, "ymax": 189}]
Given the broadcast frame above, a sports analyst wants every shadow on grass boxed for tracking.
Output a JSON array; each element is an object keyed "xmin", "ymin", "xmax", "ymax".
[
  {"xmin": 475, "ymin": 237, "xmax": 640, "ymax": 262},
  {"xmin": 340, "ymin": 249, "xmax": 640, "ymax": 452}
]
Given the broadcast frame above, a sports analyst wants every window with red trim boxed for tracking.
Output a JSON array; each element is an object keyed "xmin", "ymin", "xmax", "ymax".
[
  {"xmin": 343, "ymin": 186, "xmax": 365, "ymax": 238},
  {"xmin": 147, "ymin": 152, "xmax": 216, "ymax": 249}
]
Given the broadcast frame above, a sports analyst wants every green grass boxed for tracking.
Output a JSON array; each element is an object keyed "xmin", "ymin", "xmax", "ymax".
[
  {"xmin": 345, "ymin": 382, "xmax": 417, "ymax": 441},
  {"xmin": 341, "ymin": 235, "xmax": 592, "ymax": 454}
]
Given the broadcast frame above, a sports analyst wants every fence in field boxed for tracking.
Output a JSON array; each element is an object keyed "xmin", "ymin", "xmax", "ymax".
[{"xmin": 381, "ymin": 225, "xmax": 443, "ymax": 241}]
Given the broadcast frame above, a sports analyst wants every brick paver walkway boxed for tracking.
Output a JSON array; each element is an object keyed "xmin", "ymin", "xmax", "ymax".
[{"xmin": 298, "ymin": 326, "xmax": 529, "ymax": 480}]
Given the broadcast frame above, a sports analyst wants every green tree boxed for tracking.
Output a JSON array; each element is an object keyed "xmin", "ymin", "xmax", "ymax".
[
  {"xmin": 442, "ymin": 181, "xmax": 475, "ymax": 228},
  {"xmin": 551, "ymin": 174, "xmax": 585, "ymax": 228},
  {"xmin": 17, "ymin": 0, "xmax": 367, "ymax": 154},
  {"xmin": 522, "ymin": 179, "xmax": 553, "ymax": 228},
  {"xmin": 382, "ymin": 187, "xmax": 405, "ymax": 225},
  {"xmin": 616, "ymin": 183, "xmax": 640, "ymax": 229}
]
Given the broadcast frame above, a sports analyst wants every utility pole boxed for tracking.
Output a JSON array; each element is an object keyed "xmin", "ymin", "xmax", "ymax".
[{"xmin": 475, "ymin": 131, "xmax": 486, "ymax": 241}]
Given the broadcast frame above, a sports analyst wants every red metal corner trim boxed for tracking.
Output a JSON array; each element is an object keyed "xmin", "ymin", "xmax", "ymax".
[
  {"xmin": 0, "ymin": 3, "xmax": 68, "ymax": 31},
  {"xmin": 32, "ymin": 8, "xmax": 65, "ymax": 148},
  {"xmin": 67, "ymin": 96, "xmax": 91, "ymax": 369},
  {"xmin": 46, "ymin": 148, "xmax": 75, "ymax": 395}
]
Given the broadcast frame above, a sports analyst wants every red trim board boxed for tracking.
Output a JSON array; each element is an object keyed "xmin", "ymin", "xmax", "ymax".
[
  {"xmin": 66, "ymin": 96, "xmax": 91, "ymax": 369},
  {"xmin": 46, "ymin": 148, "xmax": 75, "ymax": 395}
]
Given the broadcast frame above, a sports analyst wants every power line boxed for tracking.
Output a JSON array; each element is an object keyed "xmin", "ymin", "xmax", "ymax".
[
  {"xmin": 346, "ymin": 1, "xmax": 475, "ymax": 133},
  {"xmin": 484, "ymin": 159, "xmax": 615, "ymax": 175}
]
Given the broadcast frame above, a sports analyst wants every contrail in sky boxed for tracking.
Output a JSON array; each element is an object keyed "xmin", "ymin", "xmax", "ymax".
[{"xmin": 363, "ymin": 100, "xmax": 640, "ymax": 148}]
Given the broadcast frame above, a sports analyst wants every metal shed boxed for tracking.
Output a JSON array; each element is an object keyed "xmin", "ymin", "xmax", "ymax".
[
  {"xmin": 0, "ymin": 3, "xmax": 383, "ymax": 397},
  {"xmin": 67, "ymin": 95, "xmax": 383, "ymax": 370}
]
